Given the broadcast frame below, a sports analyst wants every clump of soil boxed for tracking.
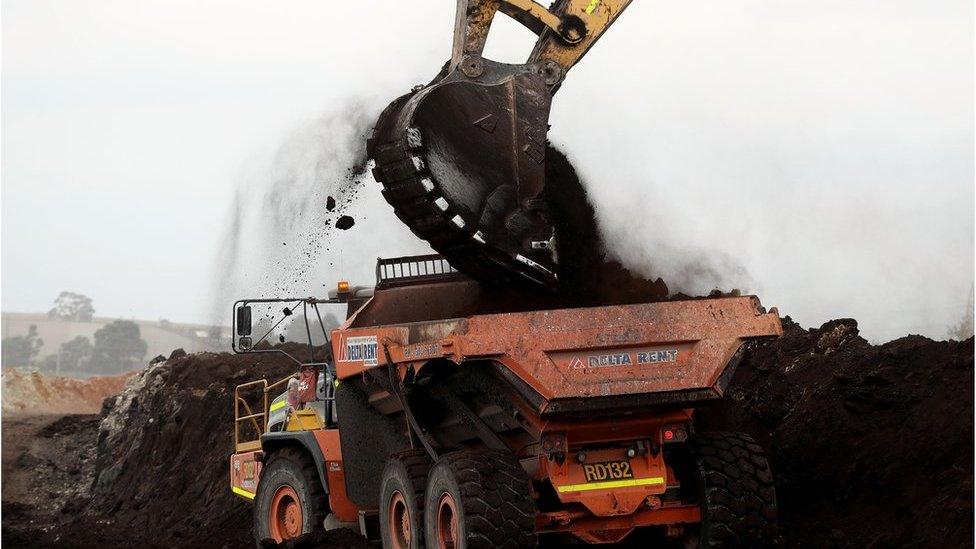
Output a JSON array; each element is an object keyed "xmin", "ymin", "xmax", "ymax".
[
  {"xmin": 697, "ymin": 318, "xmax": 974, "ymax": 548},
  {"xmin": 335, "ymin": 215, "xmax": 355, "ymax": 230}
]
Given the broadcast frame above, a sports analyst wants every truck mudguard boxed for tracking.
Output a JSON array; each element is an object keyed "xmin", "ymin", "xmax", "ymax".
[{"xmin": 260, "ymin": 431, "xmax": 330, "ymax": 495}]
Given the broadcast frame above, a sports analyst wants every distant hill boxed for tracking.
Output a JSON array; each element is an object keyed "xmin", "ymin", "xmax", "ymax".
[{"xmin": 1, "ymin": 312, "xmax": 229, "ymax": 374}]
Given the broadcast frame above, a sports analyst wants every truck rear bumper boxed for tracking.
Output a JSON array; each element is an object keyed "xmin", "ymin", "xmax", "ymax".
[{"xmin": 537, "ymin": 504, "xmax": 701, "ymax": 544}]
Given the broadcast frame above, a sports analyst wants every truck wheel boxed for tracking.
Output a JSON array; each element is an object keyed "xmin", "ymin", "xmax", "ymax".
[
  {"xmin": 380, "ymin": 450, "xmax": 430, "ymax": 549},
  {"xmin": 253, "ymin": 447, "xmax": 327, "ymax": 544},
  {"xmin": 423, "ymin": 449, "xmax": 536, "ymax": 549},
  {"xmin": 691, "ymin": 432, "xmax": 777, "ymax": 547}
]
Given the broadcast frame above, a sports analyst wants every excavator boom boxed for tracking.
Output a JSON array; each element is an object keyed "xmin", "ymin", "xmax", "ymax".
[{"xmin": 367, "ymin": 0, "xmax": 632, "ymax": 287}]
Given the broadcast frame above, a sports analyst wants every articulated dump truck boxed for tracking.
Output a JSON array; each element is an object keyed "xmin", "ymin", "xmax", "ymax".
[{"xmin": 230, "ymin": 255, "xmax": 782, "ymax": 547}]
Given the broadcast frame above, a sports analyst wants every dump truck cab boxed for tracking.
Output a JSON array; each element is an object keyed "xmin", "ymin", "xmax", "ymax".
[{"xmin": 230, "ymin": 254, "xmax": 782, "ymax": 547}]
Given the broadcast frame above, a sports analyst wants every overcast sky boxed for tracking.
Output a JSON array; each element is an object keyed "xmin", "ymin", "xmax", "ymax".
[{"xmin": 2, "ymin": 0, "xmax": 972, "ymax": 342}]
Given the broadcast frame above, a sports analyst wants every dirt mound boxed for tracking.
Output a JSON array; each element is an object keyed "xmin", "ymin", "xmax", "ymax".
[
  {"xmin": 86, "ymin": 345, "xmax": 326, "ymax": 548},
  {"xmin": 1, "ymin": 369, "xmax": 131, "ymax": 415},
  {"xmin": 1, "ymin": 345, "xmax": 327, "ymax": 548},
  {"xmin": 698, "ymin": 318, "xmax": 974, "ymax": 547}
]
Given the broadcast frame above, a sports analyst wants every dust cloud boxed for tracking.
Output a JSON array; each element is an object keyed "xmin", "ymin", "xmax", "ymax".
[{"xmin": 211, "ymin": 97, "xmax": 430, "ymax": 327}]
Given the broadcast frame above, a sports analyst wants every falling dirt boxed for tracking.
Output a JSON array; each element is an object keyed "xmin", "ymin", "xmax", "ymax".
[
  {"xmin": 334, "ymin": 215, "xmax": 355, "ymax": 230},
  {"xmin": 544, "ymin": 145, "xmax": 669, "ymax": 305}
]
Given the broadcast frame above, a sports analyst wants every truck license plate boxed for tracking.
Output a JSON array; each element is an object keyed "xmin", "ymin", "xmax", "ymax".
[{"xmin": 583, "ymin": 460, "xmax": 633, "ymax": 482}]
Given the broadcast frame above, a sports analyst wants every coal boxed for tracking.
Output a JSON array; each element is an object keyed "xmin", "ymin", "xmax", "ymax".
[{"xmin": 326, "ymin": 196, "xmax": 336, "ymax": 211}]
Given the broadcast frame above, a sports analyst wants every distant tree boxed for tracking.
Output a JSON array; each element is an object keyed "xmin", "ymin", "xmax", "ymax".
[
  {"xmin": 90, "ymin": 320, "xmax": 148, "ymax": 374},
  {"xmin": 47, "ymin": 291, "xmax": 95, "ymax": 322},
  {"xmin": 2, "ymin": 324, "xmax": 44, "ymax": 368},
  {"xmin": 59, "ymin": 336, "xmax": 94, "ymax": 372},
  {"xmin": 158, "ymin": 318, "xmax": 173, "ymax": 330}
]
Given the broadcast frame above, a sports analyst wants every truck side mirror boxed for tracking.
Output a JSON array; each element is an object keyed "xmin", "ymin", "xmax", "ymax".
[{"xmin": 236, "ymin": 305, "xmax": 252, "ymax": 336}]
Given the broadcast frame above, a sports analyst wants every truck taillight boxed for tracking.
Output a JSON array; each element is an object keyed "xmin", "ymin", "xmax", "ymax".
[
  {"xmin": 662, "ymin": 424, "xmax": 688, "ymax": 443},
  {"xmin": 541, "ymin": 432, "xmax": 567, "ymax": 455}
]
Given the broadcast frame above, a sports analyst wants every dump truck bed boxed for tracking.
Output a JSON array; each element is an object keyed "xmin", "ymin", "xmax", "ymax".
[{"xmin": 332, "ymin": 274, "xmax": 781, "ymax": 415}]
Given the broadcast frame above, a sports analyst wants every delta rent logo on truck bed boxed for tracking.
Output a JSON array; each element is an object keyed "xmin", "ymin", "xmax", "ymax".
[
  {"xmin": 569, "ymin": 349, "xmax": 679, "ymax": 369},
  {"xmin": 339, "ymin": 335, "xmax": 378, "ymax": 366}
]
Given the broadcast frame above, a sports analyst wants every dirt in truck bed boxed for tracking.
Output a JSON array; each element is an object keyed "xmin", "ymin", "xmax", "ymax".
[{"xmin": 2, "ymin": 321, "xmax": 970, "ymax": 548}]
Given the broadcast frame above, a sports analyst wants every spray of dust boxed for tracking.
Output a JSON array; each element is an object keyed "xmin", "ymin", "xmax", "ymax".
[{"xmin": 212, "ymin": 97, "xmax": 430, "ymax": 328}]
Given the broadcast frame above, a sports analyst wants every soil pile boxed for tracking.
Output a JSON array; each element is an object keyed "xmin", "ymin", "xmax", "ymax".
[
  {"xmin": 1, "ymin": 369, "xmax": 131, "ymax": 415},
  {"xmin": 0, "ymin": 345, "xmax": 348, "ymax": 548},
  {"xmin": 698, "ymin": 318, "xmax": 974, "ymax": 548},
  {"xmin": 85, "ymin": 345, "xmax": 334, "ymax": 548}
]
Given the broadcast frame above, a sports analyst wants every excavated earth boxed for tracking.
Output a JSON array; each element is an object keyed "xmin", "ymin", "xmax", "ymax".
[
  {"xmin": 2, "ymin": 321, "xmax": 970, "ymax": 548},
  {"xmin": 2, "ymin": 370, "xmax": 131, "ymax": 415}
]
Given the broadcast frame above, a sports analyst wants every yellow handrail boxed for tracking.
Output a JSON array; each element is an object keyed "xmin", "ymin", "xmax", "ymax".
[
  {"xmin": 234, "ymin": 379, "xmax": 267, "ymax": 452},
  {"xmin": 233, "ymin": 373, "xmax": 299, "ymax": 453}
]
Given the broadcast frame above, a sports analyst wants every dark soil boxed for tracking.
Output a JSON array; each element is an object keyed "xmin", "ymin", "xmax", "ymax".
[
  {"xmin": 1, "ymin": 414, "xmax": 101, "ymax": 546},
  {"xmin": 698, "ymin": 318, "xmax": 974, "ymax": 548}
]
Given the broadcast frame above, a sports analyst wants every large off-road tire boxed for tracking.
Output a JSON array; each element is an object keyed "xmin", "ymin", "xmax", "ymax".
[
  {"xmin": 253, "ymin": 447, "xmax": 328, "ymax": 545},
  {"xmin": 691, "ymin": 432, "xmax": 777, "ymax": 547},
  {"xmin": 380, "ymin": 450, "xmax": 431, "ymax": 549},
  {"xmin": 423, "ymin": 449, "xmax": 536, "ymax": 549}
]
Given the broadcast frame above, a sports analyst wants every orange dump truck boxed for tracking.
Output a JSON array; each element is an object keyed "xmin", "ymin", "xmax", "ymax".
[{"xmin": 230, "ymin": 255, "xmax": 782, "ymax": 547}]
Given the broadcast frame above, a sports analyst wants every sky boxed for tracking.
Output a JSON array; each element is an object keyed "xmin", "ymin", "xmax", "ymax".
[{"xmin": 2, "ymin": 0, "xmax": 973, "ymax": 343}]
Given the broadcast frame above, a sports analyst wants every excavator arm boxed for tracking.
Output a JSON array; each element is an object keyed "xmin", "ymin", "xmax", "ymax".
[
  {"xmin": 453, "ymin": 0, "xmax": 633, "ymax": 89},
  {"xmin": 367, "ymin": 0, "xmax": 632, "ymax": 287}
]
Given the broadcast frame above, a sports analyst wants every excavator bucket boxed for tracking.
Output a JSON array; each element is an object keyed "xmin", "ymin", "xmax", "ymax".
[
  {"xmin": 367, "ymin": 0, "xmax": 632, "ymax": 288},
  {"xmin": 368, "ymin": 64, "xmax": 556, "ymax": 286}
]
